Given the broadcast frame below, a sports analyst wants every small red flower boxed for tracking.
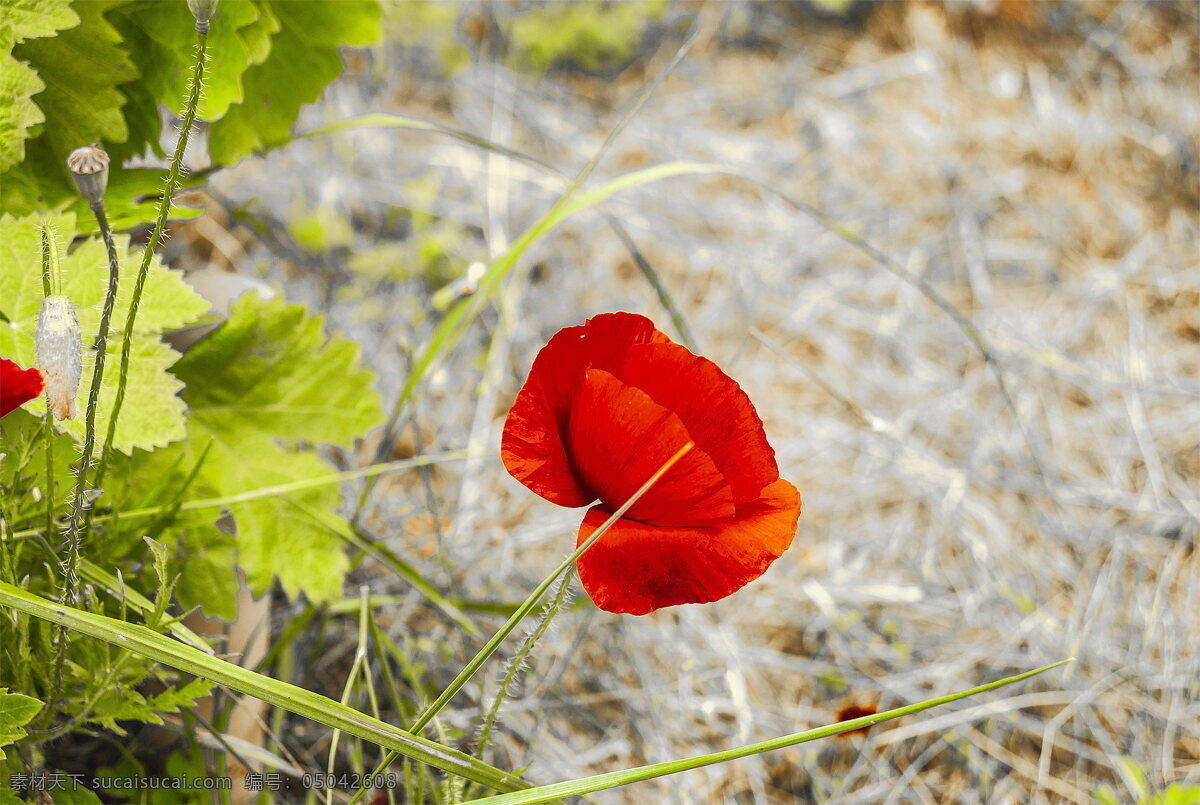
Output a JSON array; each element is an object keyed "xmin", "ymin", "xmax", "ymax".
[
  {"xmin": 502, "ymin": 312, "xmax": 801, "ymax": 615},
  {"xmin": 1, "ymin": 358, "xmax": 45, "ymax": 419}
]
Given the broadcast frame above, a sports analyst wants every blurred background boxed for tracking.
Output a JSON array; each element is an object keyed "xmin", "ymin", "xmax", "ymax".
[{"xmin": 170, "ymin": 1, "xmax": 1198, "ymax": 802}]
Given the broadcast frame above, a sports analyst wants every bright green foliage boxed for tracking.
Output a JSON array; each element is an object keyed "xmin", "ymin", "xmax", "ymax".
[
  {"xmin": 208, "ymin": 0, "xmax": 382, "ymax": 164},
  {"xmin": 8, "ymin": 0, "xmax": 137, "ymax": 204},
  {"xmin": 69, "ymin": 167, "xmax": 206, "ymax": 234},
  {"xmin": 0, "ymin": 689, "xmax": 42, "ymax": 760},
  {"xmin": 0, "ymin": 0, "xmax": 77, "ymax": 171},
  {"xmin": 0, "ymin": 212, "xmax": 209, "ymax": 453},
  {"xmin": 79, "ymin": 678, "xmax": 212, "ymax": 734},
  {"xmin": 0, "ymin": 409, "xmax": 76, "ymax": 525},
  {"xmin": 138, "ymin": 294, "xmax": 383, "ymax": 617},
  {"xmin": 111, "ymin": 0, "xmax": 259, "ymax": 121},
  {"xmin": 1, "ymin": 0, "xmax": 381, "ymax": 225}
]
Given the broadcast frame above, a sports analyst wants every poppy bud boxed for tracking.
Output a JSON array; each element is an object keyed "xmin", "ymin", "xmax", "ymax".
[
  {"xmin": 66, "ymin": 144, "xmax": 109, "ymax": 207},
  {"xmin": 35, "ymin": 295, "xmax": 83, "ymax": 421},
  {"xmin": 187, "ymin": 0, "xmax": 219, "ymax": 30}
]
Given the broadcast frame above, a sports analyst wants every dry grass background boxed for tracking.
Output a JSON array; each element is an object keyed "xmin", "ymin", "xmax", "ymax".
[{"xmin": 181, "ymin": 1, "xmax": 1199, "ymax": 802}]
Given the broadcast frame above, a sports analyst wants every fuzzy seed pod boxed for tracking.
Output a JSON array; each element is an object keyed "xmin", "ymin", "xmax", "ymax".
[
  {"xmin": 66, "ymin": 144, "xmax": 110, "ymax": 205},
  {"xmin": 35, "ymin": 295, "xmax": 83, "ymax": 420},
  {"xmin": 187, "ymin": 0, "xmax": 219, "ymax": 29}
]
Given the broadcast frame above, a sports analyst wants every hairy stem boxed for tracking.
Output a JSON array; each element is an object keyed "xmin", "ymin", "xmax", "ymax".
[
  {"xmin": 37, "ymin": 225, "xmax": 60, "ymax": 733},
  {"xmin": 63, "ymin": 201, "xmax": 120, "ymax": 602},
  {"xmin": 91, "ymin": 27, "xmax": 209, "ymax": 495},
  {"xmin": 49, "ymin": 200, "xmax": 122, "ymax": 727},
  {"xmin": 476, "ymin": 569, "xmax": 575, "ymax": 761},
  {"xmin": 39, "ymin": 224, "xmax": 56, "ymax": 542}
]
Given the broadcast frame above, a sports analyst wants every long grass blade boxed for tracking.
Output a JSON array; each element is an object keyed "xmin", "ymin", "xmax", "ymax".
[
  {"xmin": 464, "ymin": 660, "xmax": 1073, "ymax": 804},
  {"xmin": 0, "ymin": 580, "xmax": 529, "ymax": 794}
]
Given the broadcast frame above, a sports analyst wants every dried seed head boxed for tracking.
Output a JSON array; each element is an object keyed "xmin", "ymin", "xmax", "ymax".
[
  {"xmin": 187, "ymin": 0, "xmax": 219, "ymax": 30},
  {"xmin": 66, "ymin": 144, "xmax": 109, "ymax": 206},
  {"xmin": 35, "ymin": 295, "xmax": 83, "ymax": 421}
]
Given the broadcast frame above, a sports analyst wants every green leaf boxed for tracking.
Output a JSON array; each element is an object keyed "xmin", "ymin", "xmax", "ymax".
[
  {"xmin": 127, "ymin": 294, "xmax": 382, "ymax": 614},
  {"xmin": 0, "ymin": 45, "xmax": 47, "ymax": 173},
  {"xmin": 82, "ymin": 677, "xmax": 211, "ymax": 734},
  {"xmin": 0, "ymin": 580, "xmax": 530, "ymax": 794},
  {"xmin": 66, "ymin": 167, "xmax": 207, "ymax": 235},
  {"xmin": 172, "ymin": 524, "xmax": 239, "ymax": 622},
  {"xmin": 0, "ymin": 211, "xmax": 209, "ymax": 453},
  {"xmin": 208, "ymin": 0, "xmax": 382, "ymax": 164},
  {"xmin": 0, "ymin": 408, "xmax": 76, "ymax": 524},
  {"xmin": 0, "ymin": 0, "xmax": 78, "ymax": 171},
  {"xmin": 9, "ymin": 0, "xmax": 137, "ymax": 189},
  {"xmin": 0, "ymin": 688, "xmax": 43, "ymax": 760},
  {"xmin": 109, "ymin": 0, "xmax": 261, "ymax": 121}
]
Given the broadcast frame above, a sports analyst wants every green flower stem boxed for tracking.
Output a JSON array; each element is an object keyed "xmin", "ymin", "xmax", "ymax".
[
  {"xmin": 466, "ymin": 660, "xmax": 1074, "ymax": 805},
  {"xmin": 39, "ymin": 223, "xmax": 56, "ymax": 542},
  {"xmin": 62, "ymin": 200, "xmax": 120, "ymax": 601},
  {"xmin": 48, "ymin": 199, "xmax": 121, "ymax": 730},
  {"xmin": 92, "ymin": 26, "xmax": 209, "ymax": 495},
  {"xmin": 36, "ymin": 224, "xmax": 59, "ymax": 734},
  {"xmin": 475, "ymin": 569, "xmax": 575, "ymax": 761},
  {"xmin": 347, "ymin": 442, "xmax": 695, "ymax": 805}
]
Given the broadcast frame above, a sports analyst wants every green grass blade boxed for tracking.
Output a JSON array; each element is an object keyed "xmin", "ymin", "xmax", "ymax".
[
  {"xmin": 0, "ymin": 580, "xmax": 530, "ymax": 793},
  {"xmin": 397, "ymin": 160, "xmax": 728, "ymax": 411},
  {"xmin": 77, "ymin": 559, "xmax": 214, "ymax": 654},
  {"xmin": 463, "ymin": 660, "xmax": 1072, "ymax": 805},
  {"xmin": 9, "ymin": 450, "xmax": 470, "ymax": 540}
]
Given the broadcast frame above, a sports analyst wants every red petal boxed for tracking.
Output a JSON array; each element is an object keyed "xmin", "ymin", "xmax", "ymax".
[
  {"xmin": 0, "ymin": 358, "xmax": 45, "ymax": 419},
  {"xmin": 567, "ymin": 368, "xmax": 735, "ymax": 525},
  {"xmin": 501, "ymin": 313, "xmax": 668, "ymax": 507},
  {"xmin": 619, "ymin": 342, "xmax": 778, "ymax": 503},
  {"xmin": 575, "ymin": 478, "xmax": 801, "ymax": 615}
]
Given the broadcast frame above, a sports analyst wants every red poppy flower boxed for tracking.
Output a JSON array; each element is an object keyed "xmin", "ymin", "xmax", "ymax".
[
  {"xmin": 502, "ymin": 312, "xmax": 801, "ymax": 615},
  {"xmin": 1, "ymin": 358, "xmax": 45, "ymax": 419}
]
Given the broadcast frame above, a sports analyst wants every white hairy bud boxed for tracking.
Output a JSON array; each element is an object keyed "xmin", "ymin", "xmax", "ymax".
[{"xmin": 35, "ymin": 295, "xmax": 83, "ymax": 420}]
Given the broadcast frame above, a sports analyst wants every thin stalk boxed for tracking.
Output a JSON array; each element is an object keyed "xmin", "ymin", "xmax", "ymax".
[
  {"xmin": 63, "ymin": 200, "xmax": 120, "ymax": 601},
  {"xmin": 347, "ymin": 442, "xmax": 694, "ymax": 805},
  {"xmin": 39, "ymin": 224, "xmax": 56, "ymax": 542},
  {"xmin": 326, "ymin": 587, "xmax": 372, "ymax": 805},
  {"xmin": 36, "ymin": 225, "xmax": 60, "ymax": 733},
  {"xmin": 476, "ymin": 569, "xmax": 575, "ymax": 760},
  {"xmin": 50, "ymin": 198, "xmax": 122, "ymax": 731},
  {"xmin": 9, "ymin": 450, "xmax": 470, "ymax": 540},
  {"xmin": 92, "ymin": 25, "xmax": 208, "ymax": 494}
]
